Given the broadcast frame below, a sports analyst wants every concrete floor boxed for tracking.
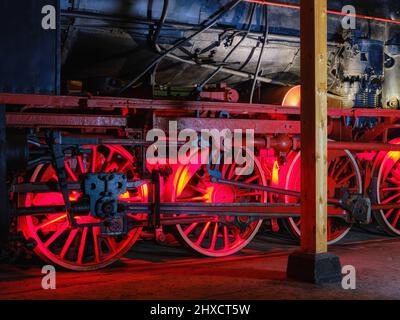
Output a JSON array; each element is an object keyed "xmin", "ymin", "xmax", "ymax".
[{"xmin": 1, "ymin": 227, "xmax": 400, "ymax": 300}]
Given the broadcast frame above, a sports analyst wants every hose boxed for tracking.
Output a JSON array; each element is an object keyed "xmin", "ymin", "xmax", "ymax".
[
  {"xmin": 152, "ymin": 0, "xmax": 170, "ymax": 47},
  {"xmin": 249, "ymin": 4, "xmax": 269, "ymax": 103},
  {"xmin": 154, "ymin": 44, "xmax": 285, "ymax": 85},
  {"xmin": 119, "ymin": 0, "xmax": 244, "ymax": 94},
  {"xmin": 196, "ymin": 3, "xmax": 257, "ymax": 90}
]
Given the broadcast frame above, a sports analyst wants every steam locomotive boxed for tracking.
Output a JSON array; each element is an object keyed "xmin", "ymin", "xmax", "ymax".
[{"xmin": 1, "ymin": 0, "xmax": 400, "ymax": 270}]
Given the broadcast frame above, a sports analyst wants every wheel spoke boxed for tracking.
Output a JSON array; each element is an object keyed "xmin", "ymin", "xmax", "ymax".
[
  {"xmin": 119, "ymin": 160, "xmax": 130, "ymax": 173},
  {"xmin": 234, "ymin": 165, "xmax": 250, "ymax": 180},
  {"xmin": 381, "ymin": 192, "xmax": 400, "ymax": 204},
  {"xmin": 77, "ymin": 227, "xmax": 88, "ymax": 264},
  {"xmin": 100, "ymin": 149, "xmax": 115, "ymax": 172},
  {"xmin": 328, "ymin": 157, "xmax": 338, "ymax": 176},
  {"xmin": 387, "ymin": 177, "xmax": 400, "ymax": 185},
  {"xmin": 65, "ymin": 162, "xmax": 78, "ymax": 182},
  {"xmin": 385, "ymin": 209, "xmax": 395, "ymax": 218},
  {"xmin": 209, "ymin": 222, "xmax": 219, "ymax": 250},
  {"xmin": 391, "ymin": 167, "xmax": 400, "ymax": 181},
  {"xmin": 91, "ymin": 146, "xmax": 98, "ymax": 173},
  {"xmin": 245, "ymin": 175, "xmax": 258, "ymax": 184},
  {"xmin": 227, "ymin": 160, "xmax": 239, "ymax": 180},
  {"xmin": 195, "ymin": 222, "xmax": 211, "ymax": 245},
  {"xmin": 93, "ymin": 228, "xmax": 101, "ymax": 263},
  {"xmin": 60, "ymin": 228, "xmax": 79, "ymax": 259},
  {"xmin": 223, "ymin": 226, "xmax": 230, "ymax": 248},
  {"xmin": 337, "ymin": 172, "xmax": 356, "ymax": 185},
  {"xmin": 327, "ymin": 220, "xmax": 332, "ymax": 240},
  {"xmin": 106, "ymin": 149, "xmax": 115, "ymax": 164},
  {"xmin": 106, "ymin": 237, "xmax": 118, "ymax": 253},
  {"xmin": 77, "ymin": 155, "xmax": 86, "ymax": 174},
  {"xmin": 333, "ymin": 159, "xmax": 350, "ymax": 180},
  {"xmin": 381, "ymin": 187, "xmax": 400, "ymax": 191},
  {"xmin": 187, "ymin": 184, "xmax": 208, "ymax": 194},
  {"xmin": 391, "ymin": 212, "xmax": 400, "ymax": 227},
  {"xmin": 44, "ymin": 222, "xmax": 69, "ymax": 247},
  {"xmin": 36, "ymin": 214, "xmax": 67, "ymax": 231},
  {"xmin": 195, "ymin": 173, "xmax": 208, "ymax": 188},
  {"xmin": 184, "ymin": 223, "xmax": 198, "ymax": 236},
  {"xmin": 221, "ymin": 163, "xmax": 228, "ymax": 177}
]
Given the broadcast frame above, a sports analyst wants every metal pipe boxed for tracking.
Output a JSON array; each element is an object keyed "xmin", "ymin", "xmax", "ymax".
[
  {"xmin": 132, "ymin": 203, "xmax": 347, "ymax": 218},
  {"xmin": 244, "ymin": 0, "xmax": 400, "ymax": 25},
  {"xmin": 157, "ymin": 46, "xmax": 283, "ymax": 85},
  {"xmin": 212, "ymin": 177, "xmax": 342, "ymax": 205},
  {"xmin": 371, "ymin": 203, "xmax": 400, "ymax": 210},
  {"xmin": 119, "ymin": 0, "xmax": 244, "ymax": 93},
  {"xmin": 16, "ymin": 202, "xmax": 346, "ymax": 219},
  {"xmin": 11, "ymin": 180, "xmax": 149, "ymax": 194},
  {"xmin": 328, "ymin": 141, "xmax": 400, "ymax": 151},
  {"xmin": 15, "ymin": 205, "xmax": 89, "ymax": 216},
  {"xmin": 196, "ymin": 3, "xmax": 257, "ymax": 90},
  {"xmin": 250, "ymin": 4, "xmax": 269, "ymax": 103}
]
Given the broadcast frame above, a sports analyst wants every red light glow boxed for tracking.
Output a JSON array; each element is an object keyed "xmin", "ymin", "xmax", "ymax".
[
  {"xmin": 272, "ymin": 161, "xmax": 280, "ymax": 185},
  {"xmin": 119, "ymin": 191, "xmax": 130, "ymax": 199},
  {"xmin": 69, "ymin": 191, "xmax": 81, "ymax": 202}
]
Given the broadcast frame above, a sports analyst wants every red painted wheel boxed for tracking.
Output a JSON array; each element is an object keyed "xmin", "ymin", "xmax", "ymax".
[
  {"xmin": 18, "ymin": 145, "xmax": 147, "ymax": 271},
  {"xmin": 282, "ymin": 150, "xmax": 361, "ymax": 244},
  {"xmin": 169, "ymin": 148, "xmax": 266, "ymax": 257},
  {"xmin": 373, "ymin": 138, "xmax": 400, "ymax": 236}
]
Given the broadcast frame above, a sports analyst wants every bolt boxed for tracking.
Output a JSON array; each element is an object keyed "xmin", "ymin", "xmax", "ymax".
[{"xmin": 102, "ymin": 202, "xmax": 114, "ymax": 214}]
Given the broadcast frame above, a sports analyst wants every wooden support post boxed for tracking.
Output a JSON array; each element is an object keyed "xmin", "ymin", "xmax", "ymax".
[{"xmin": 286, "ymin": 0, "xmax": 342, "ymax": 284}]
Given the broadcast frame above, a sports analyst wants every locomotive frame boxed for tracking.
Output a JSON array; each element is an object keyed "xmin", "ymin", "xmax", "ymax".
[{"xmin": 2, "ymin": 91, "xmax": 400, "ymax": 269}]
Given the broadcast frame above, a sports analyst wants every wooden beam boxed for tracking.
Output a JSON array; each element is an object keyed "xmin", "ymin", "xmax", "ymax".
[
  {"xmin": 300, "ymin": 0, "xmax": 328, "ymax": 254},
  {"xmin": 287, "ymin": 0, "xmax": 342, "ymax": 284}
]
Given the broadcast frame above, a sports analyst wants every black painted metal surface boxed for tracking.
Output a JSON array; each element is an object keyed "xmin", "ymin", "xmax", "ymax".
[
  {"xmin": 0, "ymin": 1, "xmax": 60, "ymax": 94},
  {"xmin": 0, "ymin": 105, "xmax": 7, "ymax": 242}
]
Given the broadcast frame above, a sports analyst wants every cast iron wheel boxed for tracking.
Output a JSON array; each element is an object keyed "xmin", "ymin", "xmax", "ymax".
[
  {"xmin": 281, "ymin": 149, "xmax": 361, "ymax": 244},
  {"xmin": 373, "ymin": 138, "xmax": 400, "ymax": 236},
  {"xmin": 18, "ymin": 145, "xmax": 147, "ymax": 271},
  {"xmin": 169, "ymin": 148, "xmax": 266, "ymax": 257}
]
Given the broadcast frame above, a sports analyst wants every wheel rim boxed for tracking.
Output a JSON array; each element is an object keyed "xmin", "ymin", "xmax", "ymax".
[
  {"xmin": 284, "ymin": 150, "xmax": 361, "ymax": 244},
  {"xmin": 375, "ymin": 138, "xmax": 400, "ymax": 236},
  {"xmin": 172, "ymin": 148, "xmax": 265, "ymax": 257},
  {"xmin": 18, "ymin": 145, "xmax": 147, "ymax": 271}
]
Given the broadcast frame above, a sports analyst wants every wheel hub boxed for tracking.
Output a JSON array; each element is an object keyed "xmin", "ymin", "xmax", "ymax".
[
  {"xmin": 209, "ymin": 184, "xmax": 236, "ymax": 203},
  {"xmin": 84, "ymin": 173, "xmax": 127, "ymax": 219}
]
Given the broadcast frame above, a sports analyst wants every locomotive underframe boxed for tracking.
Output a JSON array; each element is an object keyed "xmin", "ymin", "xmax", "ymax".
[{"xmin": 3, "ymin": 93, "xmax": 400, "ymax": 242}]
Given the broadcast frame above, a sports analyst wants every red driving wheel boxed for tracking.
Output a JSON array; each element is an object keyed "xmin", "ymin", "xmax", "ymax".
[
  {"xmin": 373, "ymin": 138, "xmax": 400, "ymax": 236},
  {"xmin": 18, "ymin": 145, "xmax": 147, "ymax": 271},
  {"xmin": 281, "ymin": 149, "xmax": 361, "ymax": 244},
  {"xmin": 168, "ymin": 148, "xmax": 266, "ymax": 257}
]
